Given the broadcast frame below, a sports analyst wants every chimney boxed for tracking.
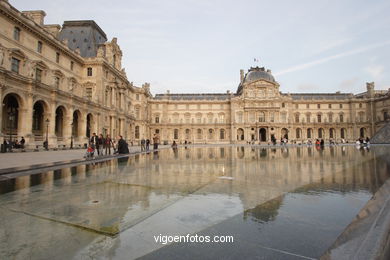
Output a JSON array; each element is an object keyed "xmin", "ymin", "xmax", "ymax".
[
  {"xmin": 43, "ymin": 24, "xmax": 61, "ymax": 37},
  {"xmin": 22, "ymin": 10, "xmax": 46, "ymax": 26},
  {"xmin": 366, "ymin": 82, "xmax": 375, "ymax": 97},
  {"xmin": 240, "ymin": 69, "xmax": 244, "ymax": 82}
]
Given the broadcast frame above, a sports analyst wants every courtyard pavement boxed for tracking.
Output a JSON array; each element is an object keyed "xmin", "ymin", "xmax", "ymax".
[{"xmin": 0, "ymin": 146, "xmax": 143, "ymax": 170}]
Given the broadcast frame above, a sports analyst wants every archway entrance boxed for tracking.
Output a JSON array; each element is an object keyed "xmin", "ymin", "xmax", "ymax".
[
  {"xmin": 72, "ymin": 110, "xmax": 81, "ymax": 137},
  {"xmin": 86, "ymin": 113, "xmax": 93, "ymax": 138},
  {"xmin": 281, "ymin": 128, "xmax": 289, "ymax": 139},
  {"xmin": 259, "ymin": 128, "xmax": 267, "ymax": 142},
  {"xmin": 237, "ymin": 128, "xmax": 244, "ymax": 141},
  {"xmin": 360, "ymin": 127, "xmax": 366, "ymax": 138},
  {"xmin": 2, "ymin": 94, "xmax": 19, "ymax": 137},
  {"xmin": 55, "ymin": 106, "xmax": 65, "ymax": 138},
  {"xmin": 32, "ymin": 101, "xmax": 45, "ymax": 136}
]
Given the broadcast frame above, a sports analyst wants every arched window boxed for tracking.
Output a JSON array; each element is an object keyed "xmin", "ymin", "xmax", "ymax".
[
  {"xmin": 341, "ymin": 128, "xmax": 346, "ymax": 139},
  {"xmin": 307, "ymin": 128, "xmax": 312, "ymax": 139},
  {"xmin": 296, "ymin": 128, "xmax": 301, "ymax": 139}
]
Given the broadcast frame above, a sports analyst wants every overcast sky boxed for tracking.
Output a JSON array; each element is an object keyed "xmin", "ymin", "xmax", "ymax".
[{"xmin": 13, "ymin": 0, "xmax": 390, "ymax": 95}]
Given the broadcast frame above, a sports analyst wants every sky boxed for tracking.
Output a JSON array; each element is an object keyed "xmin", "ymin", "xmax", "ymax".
[{"xmin": 12, "ymin": 0, "xmax": 390, "ymax": 95}]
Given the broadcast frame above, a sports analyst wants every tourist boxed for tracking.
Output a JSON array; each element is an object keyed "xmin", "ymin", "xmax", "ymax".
[
  {"xmin": 146, "ymin": 139, "xmax": 150, "ymax": 151},
  {"xmin": 320, "ymin": 139, "xmax": 324, "ymax": 146},
  {"xmin": 171, "ymin": 140, "xmax": 178, "ymax": 149},
  {"xmin": 84, "ymin": 144, "xmax": 94, "ymax": 158},
  {"xmin": 90, "ymin": 133, "xmax": 98, "ymax": 151},
  {"xmin": 96, "ymin": 134, "xmax": 104, "ymax": 156},
  {"xmin": 153, "ymin": 134, "xmax": 159, "ymax": 150},
  {"xmin": 365, "ymin": 137, "xmax": 370, "ymax": 144},
  {"xmin": 141, "ymin": 138, "xmax": 146, "ymax": 151},
  {"xmin": 104, "ymin": 134, "xmax": 113, "ymax": 155},
  {"xmin": 116, "ymin": 135, "xmax": 129, "ymax": 154},
  {"xmin": 20, "ymin": 136, "xmax": 25, "ymax": 149}
]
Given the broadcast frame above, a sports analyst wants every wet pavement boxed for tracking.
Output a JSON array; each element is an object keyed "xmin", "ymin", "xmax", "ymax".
[{"xmin": 0, "ymin": 145, "xmax": 389, "ymax": 259}]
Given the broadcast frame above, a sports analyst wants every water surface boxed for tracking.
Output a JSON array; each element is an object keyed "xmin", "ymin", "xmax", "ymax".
[{"xmin": 0, "ymin": 145, "xmax": 389, "ymax": 259}]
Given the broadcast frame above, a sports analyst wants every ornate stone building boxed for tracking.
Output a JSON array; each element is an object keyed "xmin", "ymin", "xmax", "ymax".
[
  {"xmin": 150, "ymin": 67, "xmax": 390, "ymax": 144},
  {"xmin": 1, "ymin": 0, "xmax": 389, "ymax": 148},
  {"xmin": 0, "ymin": 0, "xmax": 151, "ymax": 149}
]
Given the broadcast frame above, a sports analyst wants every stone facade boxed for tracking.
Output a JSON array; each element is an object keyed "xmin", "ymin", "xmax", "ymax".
[
  {"xmin": 1, "ymin": 0, "xmax": 390, "ymax": 148},
  {"xmin": 150, "ymin": 69, "xmax": 390, "ymax": 144},
  {"xmin": 0, "ymin": 0, "xmax": 151, "ymax": 149}
]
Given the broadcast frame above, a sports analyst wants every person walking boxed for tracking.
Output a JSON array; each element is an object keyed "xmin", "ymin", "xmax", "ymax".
[
  {"xmin": 146, "ymin": 139, "xmax": 150, "ymax": 151},
  {"xmin": 141, "ymin": 138, "xmax": 146, "ymax": 152},
  {"xmin": 97, "ymin": 134, "xmax": 104, "ymax": 156},
  {"xmin": 90, "ymin": 133, "xmax": 98, "ymax": 155},
  {"xmin": 153, "ymin": 134, "xmax": 159, "ymax": 150},
  {"xmin": 116, "ymin": 135, "xmax": 129, "ymax": 154},
  {"xmin": 104, "ymin": 134, "xmax": 113, "ymax": 155}
]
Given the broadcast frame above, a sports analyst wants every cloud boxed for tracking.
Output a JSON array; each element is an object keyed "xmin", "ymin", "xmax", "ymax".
[
  {"xmin": 365, "ymin": 64, "xmax": 384, "ymax": 79},
  {"xmin": 274, "ymin": 40, "xmax": 390, "ymax": 76}
]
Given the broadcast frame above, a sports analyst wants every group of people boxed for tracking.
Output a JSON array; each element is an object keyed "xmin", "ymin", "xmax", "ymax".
[
  {"xmin": 140, "ymin": 134, "xmax": 160, "ymax": 152},
  {"xmin": 3, "ymin": 136, "xmax": 25, "ymax": 151},
  {"xmin": 85, "ymin": 133, "xmax": 129, "ymax": 158}
]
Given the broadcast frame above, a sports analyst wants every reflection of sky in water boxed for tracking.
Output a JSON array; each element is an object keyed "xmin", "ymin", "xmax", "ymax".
[{"xmin": 0, "ymin": 146, "xmax": 389, "ymax": 259}]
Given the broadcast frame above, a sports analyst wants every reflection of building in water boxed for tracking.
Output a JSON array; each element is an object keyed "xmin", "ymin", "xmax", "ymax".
[
  {"xmin": 2, "ymin": 147, "xmax": 389, "ymax": 215},
  {"xmin": 1, "ymin": 1, "xmax": 390, "ymax": 148}
]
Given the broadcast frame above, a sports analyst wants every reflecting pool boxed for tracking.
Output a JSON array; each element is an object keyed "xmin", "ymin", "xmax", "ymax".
[{"xmin": 0, "ymin": 145, "xmax": 389, "ymax": 259}]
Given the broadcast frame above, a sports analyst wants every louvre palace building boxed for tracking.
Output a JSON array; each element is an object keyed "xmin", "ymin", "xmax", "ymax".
[{"xmin": 0, "ymin": 0, "xmax": 389, "ymax": 149}]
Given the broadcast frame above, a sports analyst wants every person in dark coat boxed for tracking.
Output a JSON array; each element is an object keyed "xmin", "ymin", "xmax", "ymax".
[
  {"xmin": 20, "ymin": 137, "xmax": 25, "ymax": 149},
  {"xmin": 116, "ymin": 135, "xmax": 129, "ymax": 154},
  {"xmin": 146, "ymin": 139, "xmax": 150, "ymax": 151}
]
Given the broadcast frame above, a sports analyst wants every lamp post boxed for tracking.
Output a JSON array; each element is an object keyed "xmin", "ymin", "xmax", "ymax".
[
  {"xmin": 8, "ymin": 108, "xmax": 16, "ymax": 152},
  {"xmin": 70, "ymin": 122, "xmax": 73, "ymax": 149},
  {"xmin": 45, "ymin": 118, "xmax": 49, "ymax": 150}
]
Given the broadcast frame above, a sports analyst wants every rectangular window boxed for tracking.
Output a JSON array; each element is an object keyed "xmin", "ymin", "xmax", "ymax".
[
  {"xmin": 155, "ymin": 117, "xmax": 160, "ymax": 123},
  {"xmin": 13, "ymin": 27, "xmax": 20, "ymax": 41},
  {"xmin": 306, "ymin": 114, "xmax": 310, "ymax": 123},
  {"xmin": 340, "ymin": 104, "xmax": 343, "ymax": 108},
  {"xmin": 317, "ymin": 114, "xmax": 322, "ymax": 123},
  {"xmin": 36, "ymin": 68, "xmax": 42, "ymax": 82},
  {"xmin": 282, "ymin": 103, "xmax": 285, "ymax": 108},
  {"xmin": 317, "ymin": 104, "xmax": 320, "ymax": 109},
  {"xmin": 340, "ymin": 114, "xmax": 344, "ymax": 122},
  {"xmin": 329, "ymin": 114, "xmax": 333, "ymax": 122},
  {"xmin": 37, "ymin": 41, "xmax": 42, "ymax": 53},
  {"xmin": 306, "ymin": 104, "xmax": 309, "ymax": 109},
  {"xmin": 87, "ymin": 67, "xmax": 92, "ymax": 76},
  {"xmin": 295, "ymin": 104, "xmax": 298, "ymax": 109},
  {"xmin": 70, "ymin": 61, "xmax": 74, "ymax": 71},
  {"xmin": 11, "ymin": 58, "xmax": 20, "ymax": 73},
  {"xmin": 328, "ymin": 104, "xmax": 332, "ymax": 109},
  {"xmin": 56, "ymin": 52, "xmax": 60, "ymax": 63}
]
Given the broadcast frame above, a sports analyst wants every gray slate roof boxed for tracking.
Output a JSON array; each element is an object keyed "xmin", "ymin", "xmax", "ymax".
[{"xmin": 59, "ymin": 20, "xmax": 107, "ymax": 58}]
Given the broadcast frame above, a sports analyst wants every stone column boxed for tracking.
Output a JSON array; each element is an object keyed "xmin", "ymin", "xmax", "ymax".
[{"xmin": 19, "ymin": 93, "xmax": 33, "ymax": 146}]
